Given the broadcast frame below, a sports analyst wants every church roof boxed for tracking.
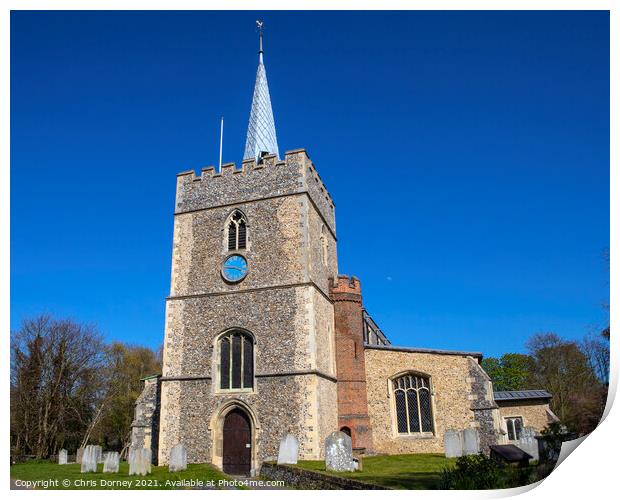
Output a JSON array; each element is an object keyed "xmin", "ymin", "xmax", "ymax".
[
  {"xmin": 243, "ymin": 25, "xmax": 280, "ymax": 161},
  {"xmin": 493, "ymin": 390, "xmax": 552, "ymax": 401}
]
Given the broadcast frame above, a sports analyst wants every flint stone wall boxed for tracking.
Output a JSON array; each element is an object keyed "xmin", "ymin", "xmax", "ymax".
[
  {"xmin": 159, "ymin": 154, "xmax": 339, "ymax": 469},
  {"xmin": 159, "ymin": 372, "xmax": 336, "ymax": 466},
  {"xmin": 260, "ymin": 463, "xmax": 388, "ymax": 490},
  {"xmin": 168, "ymin": 196, "xmax": 336, "ymax": 299},
  {"xmin": 364, "ymin": 348, "xmax": 499, "ymax": 454},
  {"xmin": 467, "ymin": 358, "xmax": 500, "ymax": 453},
  {"xmin": 175, "ymin": 150, "xmax": 335, "ymax": 235},
  {"xmin": 497, "ymin": 401, "xmax": 555, "ymax": 434}
]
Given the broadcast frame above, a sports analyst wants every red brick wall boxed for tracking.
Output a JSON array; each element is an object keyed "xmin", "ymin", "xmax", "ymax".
[{"xmin": 330, "ymin": 276, "xmax": 374, "ymax": 452}]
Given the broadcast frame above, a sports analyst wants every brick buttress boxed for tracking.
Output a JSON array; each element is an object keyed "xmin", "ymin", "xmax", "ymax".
[{"xmin": 330, "ymin": 276, "xmax": 374, "ymax": 453}]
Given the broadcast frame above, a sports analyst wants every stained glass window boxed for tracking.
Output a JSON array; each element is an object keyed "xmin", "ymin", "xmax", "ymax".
[{"xmin": 392, "ymin": 374, "xmax": 434, "ymax": 435}]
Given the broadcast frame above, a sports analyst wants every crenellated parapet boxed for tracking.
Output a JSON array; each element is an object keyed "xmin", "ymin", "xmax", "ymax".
[
  {"xmin": 329, "ymin": 275, "xmax": 362, "ymax": 302},
  {"xmin": 175, "ymin": 149, "xmax": 336, "ymax": 233}
]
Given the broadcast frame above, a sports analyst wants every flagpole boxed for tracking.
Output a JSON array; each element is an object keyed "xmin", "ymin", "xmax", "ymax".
[{"xmin": 219, "ymin": 116, "xmax": 224, "ymax": 171}]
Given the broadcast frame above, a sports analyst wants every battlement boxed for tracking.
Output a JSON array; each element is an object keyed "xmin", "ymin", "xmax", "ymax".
[
  {"xmin": 175, "ymin": 148, "xmax": 336, "ymax": 233},
  {"xmin": 329, "ymin": 275, "xmax": 362, "ymax": 296},
  {"xmin": 177, "ymin": 153, "xmax": 283, "ymax": 181}
]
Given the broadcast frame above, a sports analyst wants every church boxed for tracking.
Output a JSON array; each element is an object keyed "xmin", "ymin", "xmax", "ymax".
[{"xmin": 130, "ymin": 27, "xmax": 556, "ymax": 476}]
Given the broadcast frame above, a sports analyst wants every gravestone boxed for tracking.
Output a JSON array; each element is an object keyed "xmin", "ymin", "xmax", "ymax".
[
  {"xmin": 517, "ymin": 427, "xmax": 539, "ymax": 462},
  {"xmin": 444, "ymin": 430, "xmax": 463, "ymax": 458},
  {"xmin": 94, "ymin": 445, "xmax": 103, "ymax": 464},
  {"xmin": 169, "ymin": 443, "xmax": 187, "ymax": 472},
  {"xmin": 462, "ymin": 428, "xmax": 480, "ymax": 455},
  {"xmin": 103, "ymin": 452, "xmax": 120, "ymax": 473},
  {"xmin": 325, "ymin": 431, "xmax": 356, "ymax": 472},
  {"xmin": 76, "ymin": 447, "xmax": 84, "ymax": 464},
  {"xmin": 80, "ymin": 445, "xmax": 98, "ymax": 473},
  {"xmin": 129, "ymin": 447, "xmax": 151, "ymax": 476},
  {"xmin": 58, "ymin": 449, "xmax": 68, "ymax": 465},
  {"xmin": 277, "ymin": 434, "xmax": 299, "ymax": 465}
]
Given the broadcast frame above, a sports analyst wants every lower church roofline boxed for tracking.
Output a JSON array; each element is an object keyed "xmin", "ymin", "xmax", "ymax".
[{"xmin": 364, "ymin": 343, "xmax": 483, "ymax": 361}]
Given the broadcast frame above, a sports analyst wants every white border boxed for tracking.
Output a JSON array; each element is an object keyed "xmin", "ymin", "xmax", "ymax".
[{"xmin": 4, "ymin": 2, "xmax": 616, "ymax": 500}]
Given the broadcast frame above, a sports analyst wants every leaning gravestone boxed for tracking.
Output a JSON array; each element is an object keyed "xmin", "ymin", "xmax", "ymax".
[
  {"xmin": 517, "ymin": 427, "xmax": 539, "ymax": 462},
  {"xmin": 76, "ymin": 447, "xmax": 85, "ymax": 464},
  {"xmin": 444, "ymin": 430, "xmax": 463, "ymax": 458},
  {"xmin": 129, "ymin": 448, "xmax": 151, "ymax": 476},
  {"xmin": 277, "ymin": 434, "xmax": 299, "ymax": 465},
  {"xmin": 169, "ymin": 443, "xmax": 187, "ymax": 472},
  {"xmin": 325, "ymin": 431, "xmax": 356, "ymax": 472},
  {"xmin": 462, "ymin": 428, "xmax": 480, "ymax": 455},
  {"xmin": 80, "ymin": 445, "xmax": 98, "ymax": 473},
  {"xmin": 58, "ymin": 449, "xmax": 68, "ymax": 465},
  {"xmin": 103, "ymin": 452, "xmax": 120, "ymax": 473}
]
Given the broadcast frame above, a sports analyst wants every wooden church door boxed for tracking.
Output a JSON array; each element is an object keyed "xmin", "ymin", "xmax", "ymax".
[{"xmin": 222, "ymin": 408, "xmax": 251, "ymax": 475}]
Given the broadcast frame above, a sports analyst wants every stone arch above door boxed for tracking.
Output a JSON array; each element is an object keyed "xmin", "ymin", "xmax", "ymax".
[{"xmin": 209, "ymin": 400, "xmax": 260, "ymax": 476}]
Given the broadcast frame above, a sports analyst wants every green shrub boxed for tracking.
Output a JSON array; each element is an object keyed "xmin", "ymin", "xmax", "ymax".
[
  {"xmin": 439, "ymin": 454, "xmax": 502, "ymax": 490},
  {"xmin": 438, "ymin": 454, "xmax": 544, "ymax": 490}
]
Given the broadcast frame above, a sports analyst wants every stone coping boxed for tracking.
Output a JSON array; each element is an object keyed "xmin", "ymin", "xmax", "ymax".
[{"xmin": 364, "ymin": 344, "xmax": 483, "ymax": 361}]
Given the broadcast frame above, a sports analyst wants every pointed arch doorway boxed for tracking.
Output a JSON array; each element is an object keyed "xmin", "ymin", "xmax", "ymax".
[{"xmin": 222, "ymin": 407, "xmax": 252, "ymax": 475}]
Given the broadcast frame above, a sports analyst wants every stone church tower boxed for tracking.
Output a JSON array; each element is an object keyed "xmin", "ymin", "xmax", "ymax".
[{"xmin": 154, "ymin": 28, "xmax": 339, "ymax": 475}]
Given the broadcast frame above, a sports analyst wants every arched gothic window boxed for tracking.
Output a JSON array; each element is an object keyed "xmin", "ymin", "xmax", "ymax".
[
  {"xmin": 393, "ymin": 374, "xmax": 434, "ymax": 434},
  {"xmin": 227, "ymin": 211, "xmax": 247, "ymax": 251},
  {"xmin": 219, "ymin": 331, "xmax": 254, "ymax": 391}
]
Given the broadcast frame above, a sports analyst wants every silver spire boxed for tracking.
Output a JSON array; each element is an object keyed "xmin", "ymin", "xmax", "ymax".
[{"xmin": 243, "ymin": 20, "xmax": 280, "ymax": 161}]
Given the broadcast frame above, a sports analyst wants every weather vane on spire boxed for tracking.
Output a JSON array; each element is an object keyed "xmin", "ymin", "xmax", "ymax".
[{"xmin": 256, "ymin": 19, "xmax": 264, "ymax": 63}]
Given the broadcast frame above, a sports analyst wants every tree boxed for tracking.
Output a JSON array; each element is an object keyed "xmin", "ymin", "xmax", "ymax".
[
  {"xmin": 11, "ymin": 315, "xmax": 106, "ymax": 457},
  {"xmin": 11, "ymin": 315, "xmax": 161, "ymax": 458},
  {"xmin": 89, "ymin": 343, "xmax": 161, "ymax": 453},
  {"xmin": 481, "ymin": 353, "xmax": 535, "ymax": 391},
  {"xmin": 581, "ymin": 330, "xmax": 610, "ymax": 386},
  {"xmin": 526, "ymin": 332, "xmax": 605, "ymax": 435}
]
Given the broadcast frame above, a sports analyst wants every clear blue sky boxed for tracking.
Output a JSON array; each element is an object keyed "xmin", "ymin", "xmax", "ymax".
[{"xmin": 11, "ymin": 11, "xmax": 609, "ymax": 358}]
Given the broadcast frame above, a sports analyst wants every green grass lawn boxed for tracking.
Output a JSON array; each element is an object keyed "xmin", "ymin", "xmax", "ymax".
[
  {"xmin": 10, "ymin": 461, "xmax": 237, "ymax": 490},
  {"xmin": 295, "ymin": 454, "xmax": 457, "ymax": 490}
]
